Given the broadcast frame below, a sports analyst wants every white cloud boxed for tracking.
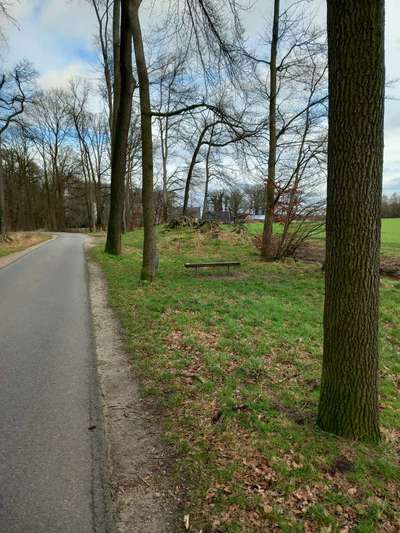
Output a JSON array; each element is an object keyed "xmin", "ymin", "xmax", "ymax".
[
  {"xmin": 38, "ymin": 61, "xmax": 92, "ymax": 90},
  {"xmin": 384, "ymin": 126, "xmax": 400, "ymax": 191},
  {"xmin": 8, "ymin": 0, "xmax": 40, "ymax": 21},
  {"xmin": 39, "ymin": 0, "xmax": 96, "ymax": 45}
]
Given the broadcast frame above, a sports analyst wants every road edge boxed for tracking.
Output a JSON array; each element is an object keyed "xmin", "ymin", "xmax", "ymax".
[
  {"xmin": 0, "ymin": 234, "xmax": 57, "ymax": 270},
  {"xmin": 85, "ymin": 244, "xmax": 176, "ymax": 533},
  {"xmin": 84, "ymin": 249, "xmax": 117, "ymax": 533}
]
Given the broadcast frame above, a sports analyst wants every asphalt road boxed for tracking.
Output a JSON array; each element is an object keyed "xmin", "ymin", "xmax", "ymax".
[{"xmin": 0, "ymin": 234, "xmax": 112, "ymax": 533}]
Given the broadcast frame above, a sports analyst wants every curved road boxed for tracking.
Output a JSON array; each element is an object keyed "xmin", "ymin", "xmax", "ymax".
[{"xmin": 0, "ymin": 234, "xmax": 112, "ymax": 533}]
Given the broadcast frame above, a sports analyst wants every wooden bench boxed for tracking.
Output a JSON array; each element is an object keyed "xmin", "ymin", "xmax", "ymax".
[{"xmin": 185, "ymin": 261, "xmax": 241, "ymax": 273}]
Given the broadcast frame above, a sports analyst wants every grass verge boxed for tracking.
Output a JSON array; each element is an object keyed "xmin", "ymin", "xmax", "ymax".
[{"xmin": 92, "ymin": 227, "xmax": 400, "ymax": 532}]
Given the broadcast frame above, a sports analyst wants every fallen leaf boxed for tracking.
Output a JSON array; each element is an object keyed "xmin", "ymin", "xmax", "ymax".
[{"xmin": 262, "ymin": 503, "xmax": 273, "ymax": 514}]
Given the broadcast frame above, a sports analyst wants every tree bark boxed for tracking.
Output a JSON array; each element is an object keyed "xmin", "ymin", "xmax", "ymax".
[
  {"xmin": 0, "ymin": 136, "xmax": 6, "ymax": 239},
  {"xmin": 202, "ymin": 126, "xmax": 214, "ymax": 218},
  {"xmin": 261, "ymin": 0, "xmax": 279, "ymax": 259},
  {"xmin": 129, "ymin": 0, "xmax": 157, "ymax": 281},
  {"xmin": 317, "ymin": 0, "xmax": 385, "ymax": 442},
  {"xmin": 105, "ymin": 1, "xmax": 134, "ymax": 255},
  {"xmin": 160, "ymin": 116, "xmax": 169, "ymax": 222},
  {"xmin": 183, "ymin": 124, "xmax": 211, "ymax": 215},
  {"xmin": 112, "ymin": 0, "xmax": 121, "ymax": 139},
  {"xmin": 91, "ymin": 0, "xmax": 114, "ymax": 135}
]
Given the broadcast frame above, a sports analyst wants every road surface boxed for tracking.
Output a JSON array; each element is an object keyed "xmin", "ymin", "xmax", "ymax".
[{"xmin": 0, "ymin": 234, "xmax": 112, "ymax": 533}]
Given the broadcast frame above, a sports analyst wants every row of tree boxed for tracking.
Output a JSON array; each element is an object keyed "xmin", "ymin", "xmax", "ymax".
[{"xmin": 382, "ymin": 193, "xmax": 400, "ymax": 218}]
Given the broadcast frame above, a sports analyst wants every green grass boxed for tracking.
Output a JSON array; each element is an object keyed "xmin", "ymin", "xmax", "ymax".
[
  {"xmin": 0, "ymin": 232, "xmax": 50, "ymax": 258},
  {"xmin": 381, "ymin": 218, "xmax": 400, "ymax": 255},
  {"xmin": 248, "ymin": 218, "xmax": 400, "ymax": 256},
  {"xmin": 92, "ymin": 226, "xmax": 400, "ymax": 531}
]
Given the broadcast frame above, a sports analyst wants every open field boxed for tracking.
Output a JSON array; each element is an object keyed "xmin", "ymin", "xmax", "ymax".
[
  {"xmin": 247, "ymin": 218, "xmax": 400, "ymax": 257},
  {"xmin": 380, "ymin": 219, "xmax": 400, "ymax": 256},
  {"xmin": 0, "ymin": 233, "xmax": 51, "ymax": 258},
  {"xmin": 92, "ymin": 227, "xmax": 400, "ymax": 532}
]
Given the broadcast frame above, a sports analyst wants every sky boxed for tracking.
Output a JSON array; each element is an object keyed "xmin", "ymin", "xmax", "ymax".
[{"xmin": 3, "ymin": 0, "xmax": 400, "ymax": 195}]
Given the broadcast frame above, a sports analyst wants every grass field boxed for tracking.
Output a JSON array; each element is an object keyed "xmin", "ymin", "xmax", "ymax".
[
  {"xmin": 92, "ymin": 225, "xmax": 400, "ymax": 532},
  {"xmin": 0, "ymin": 233, "xmax": 50, "ymax": 258},
  {"xmin": 247, "ymin": 218, "xmax": 400, "ymax": 256},
  {"xmin": 380, "ymin": 218, "xmax": 400, "ymax": 255}
]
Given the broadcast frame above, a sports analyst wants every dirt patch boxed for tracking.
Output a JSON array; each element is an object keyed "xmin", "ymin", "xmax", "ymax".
[
  {"xmin": 292, "ymin": 242, "xmax": 325, "ymax": 264},
  {"xmin": 87, "ymin": 256, "xmax": 177, "ymax": 532},
  {"xmin": 293, "ymin": 242, "xmax": 400, "ymax": 279},
  {"xmin": 380, "ymin": 256, "xmax": 400, "ymax": 279}
]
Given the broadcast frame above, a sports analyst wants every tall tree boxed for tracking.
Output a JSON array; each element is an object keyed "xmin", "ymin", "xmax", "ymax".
[
  {"xmin": 317, "ymin": 0, "xmax": 385, "ymax": 442},
  {"xmin": 0, "ymin": 135, "xmax": 4, "ymax": 238},
  {"xmin": 128, "ymin": 0, "xmax": 157, "ymax": 281},
  {"xmin": 261, "ymin": 0, "xmax": 279, "ymax": 258},
  {"xmin": 90, "ymin": 0, "xmax": 130, "ymax": 251},
  {"xmin": 112, "ymin": 0, "xmax": 121, "ymax": 138},
  {"xmin": 153, "ymin": 52, "xmax": 192, "ymax": 222},
  {"xmin": 90, "ymin": 0, "xmax": 114, "ymax": 132},
  {"xmin": 105, "ymin": 0, "xmax": 135, "ymax": 254},
  {"xmin": 0, "ymin": 62, "xmax": 36, "ymax": 237},
  {"xmin": 29, "ymin": 89, "xmax": 72, "ymax": 231}
]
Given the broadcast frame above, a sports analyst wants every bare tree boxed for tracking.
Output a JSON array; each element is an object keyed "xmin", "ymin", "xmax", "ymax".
[
  {"xmin": 262, "ymin": 0, "xmax": 279, "ymax": 258},
  {"xmin": 0, "ymin": 125, "xmax": 46, "ymax": 231},
  {"xmin": 0, "ymin": 0, "xmax": 17, "ymax": 45},
  {"xmin": 0, "ymin": 61, "xmax": 36, "ymax": 238},
  {"xmin": 105, "ymin": 0, "xmax": 135, "ymax": 255},
  {"xmin": 126, "ymin": 0, "xmax": 157, "ymax": 279},
  {"xmin": 152, "ymin": 52, "xmax": 194, "ymax": 221},
  {"xmin": 67, "ymin": 81, "xmax": 110, "ymax": 231},
  {"xmin": 90, "ymin": 0, "xmax": 114, "ymax": 132},
  {"xmin": 241, "ymin": 2, "xmax": 327, "ymax": 258},
  {"xmin": 28, "ymin": 89, "xmax": 72, "ymax": 230}
]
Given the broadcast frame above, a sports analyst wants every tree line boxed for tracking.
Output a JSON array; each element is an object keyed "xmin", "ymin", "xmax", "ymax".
[{"xmin": 382, "ymin": 193, "xmax": 400, "ymax": 218}]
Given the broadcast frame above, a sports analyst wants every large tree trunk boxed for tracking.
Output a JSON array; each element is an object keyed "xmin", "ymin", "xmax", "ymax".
[
  {"xmin": 105, "ymin": 1, "xmax": 134, "ymax": 255},
  {"xmin": 129, "ymin": 0, "xmax": 157, "ymax": 281},
  {"xmin": 317, "ymin": 0, "xmax": 385, "ymax": 442},
  {"xmin": 112, "ymin": 0, "xmax": 121, "ymax": 138},
  {"xmin": 0, "ymin": 137, "xmax": 6, "ymax": 239},
  {"xmin": 261, "ymin": 0, "xmax": 279, "ymax": 259}
]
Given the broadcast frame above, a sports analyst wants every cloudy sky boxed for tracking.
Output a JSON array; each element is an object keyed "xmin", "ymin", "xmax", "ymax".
[{"xmin": 3, "ymin": 0, "xmax": 400, "ymax": 195}]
